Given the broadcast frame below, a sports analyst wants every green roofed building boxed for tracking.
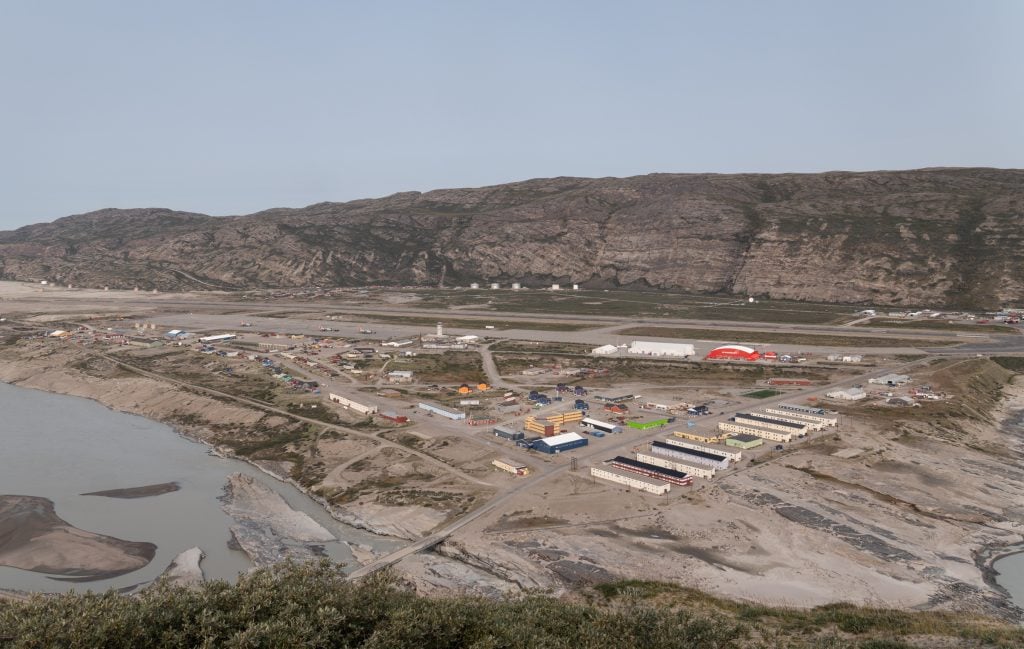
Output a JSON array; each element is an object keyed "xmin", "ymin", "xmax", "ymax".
[
  {"xmin": 627, "ymin": 418, "xmax": 670, "ymax": 430},
  {"xmin": 726, "ymin": 434, "xmax": 763, "ymax": 449}
]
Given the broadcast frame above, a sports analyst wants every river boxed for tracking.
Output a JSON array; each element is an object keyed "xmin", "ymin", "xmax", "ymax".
[{"xmin": 0, "ymin": 381, "xmax": 401, "ymax": 593}]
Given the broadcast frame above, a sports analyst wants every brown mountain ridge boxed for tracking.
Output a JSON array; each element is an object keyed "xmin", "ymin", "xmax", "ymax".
[{"xmin": 1, "ymin": 167, "xmax": 1021, "ymax": 308}]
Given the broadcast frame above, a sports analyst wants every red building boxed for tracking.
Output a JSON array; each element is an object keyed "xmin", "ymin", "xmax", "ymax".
[{"xmin": 706, "ymin": 345, "xmax": 760, "ymax": 361}]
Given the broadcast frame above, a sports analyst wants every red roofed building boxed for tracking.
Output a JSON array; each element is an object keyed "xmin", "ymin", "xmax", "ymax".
[{"xmin": 706, "ymin": 345, "xmax": 760, "ymax": 361}]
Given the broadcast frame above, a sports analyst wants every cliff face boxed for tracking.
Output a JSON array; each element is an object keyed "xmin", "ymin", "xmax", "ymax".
[{"xmin": 1, "ymin": 168, "xmax": 1022, "ymax": 307}]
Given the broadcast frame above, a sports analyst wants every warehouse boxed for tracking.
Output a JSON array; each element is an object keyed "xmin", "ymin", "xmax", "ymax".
[
  {"xmin": 590, "ymin": 466, "xmax": 670, "ymax": 495},
  {"xmin": 664, "ymin": 437, "xmax": 743, "ymax": 462},
  {"xmin": 767, "ymin": 404, "xmax": 838, "ymax": 426},
  {"xmin": 754, "ymin": 410, "xmax": 825, "ymax": 431},
  {"xmin": 417, "ymin": 402, "xmax": 467, "ymax": 420},
  {"xmin": 733, "ymin": 413, "xmax": 808, "ymax": 435},
  {"xmin": 825, "ymin": 388, "xmax": 867, "ymax": 401},
  {"xmin": 627, "ymin": 341, "xmax": 695, "ymax": 358},
  {"xmin": 627, "ymin": 417, "xmax": 670, "ymax": 430},
  {"xmin": 492, "ymin": 458, "xmax": 529, "ymax": 476},
  {"xmin": 591, "ymin": 344, "xmax": 619, "ymax": 355},
  {"xmin": 705, "ymin": 345, "xmax": 760, "ymax": 361},
  {"xmin": 635, "ymin": 452, "xmax": 715, "ymax": 479},
  {"xmin": 329, "ymin": 393, "xmax": 378, "ymax": 415},
  {"xmin": 717, "ymin": 420, "xmax": 792, "ymax": 442},
  {"xmin": 725, "ymin": 434, "xmax": 763, "ymax": 449},
  {"xmin": 609, "ymin": 456, "xmax": 694, "ymax": 486},
  {"xmin": 533, "ymin": 432, "xmax": 589, "ymax": 454},
  {"xmin": 649, "ymin": 440, "xmax": 730, "ymax": 469},
  {"xmin": 581, "ymin": 417, "xmax": 623, "ymax": 434}
]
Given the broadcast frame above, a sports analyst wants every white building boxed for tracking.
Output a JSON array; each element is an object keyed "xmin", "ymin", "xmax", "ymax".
[
  {"xmin": 755, "ymin": 410, "xmax": 825, "ymax": 431},
  {"xmin": 732, "ymin": 413, "xmax": 808, "ymax": 435},
  {"xmin": 490, "ymin": 283, "xmax": 500, "ymax": 289},
  {"xmin": 663, "ymin": 438, "xmax": 742, "ymax": 462},
  {"xmin": 329, "ymin": 393, "xmax": 378, "ymax": 415},
  {"xmin": 635, "ymin": 453, "xmax": 715, "ymax": 479},
  {"xmin": 590, "ymin": 466, "xmax": 670, "ymax": 495},
  {"xmin": 418, "ymin": 402, "xmax": 466, "ymax": 420},
  {"xmin": 826, "ymin": 388, "xmax": 867, "ymax": 401},
  {"xmin": 199, "ymin": 333, "xmax": 237, "ymax": 343},
  {"xmin": 591, "ymin": 344, "xmax": 619, "ymax": 355},
  {"xmin": 767, "ymin": 404, "xmax": 839, "ymax": 427},
  {"xmin": 511, "ymin": 282, "xmax": 521, "ymax": 290},
  {"xmin": 627, "ymin": 341, "xmax": 695, "ymax": 358},
  {"xmin": 717, "ymin": 421, "xmax": 793, "ymax": 442}
]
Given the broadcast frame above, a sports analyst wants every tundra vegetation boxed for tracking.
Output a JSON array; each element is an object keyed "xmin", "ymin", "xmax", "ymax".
[{"xmin": 1, "ymin": 562, "xmax": 1021, "ymax": 648}]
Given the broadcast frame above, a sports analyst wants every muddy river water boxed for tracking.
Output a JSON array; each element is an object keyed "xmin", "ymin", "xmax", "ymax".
[{"xmin": 0, "ymin": 381, "xmax": 399, "ymax": 593}]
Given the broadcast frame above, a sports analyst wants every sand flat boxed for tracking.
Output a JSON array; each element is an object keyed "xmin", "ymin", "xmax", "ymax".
[{"xmin": 0, "ymin": 495, "xmax": 156, "ymax": 581}]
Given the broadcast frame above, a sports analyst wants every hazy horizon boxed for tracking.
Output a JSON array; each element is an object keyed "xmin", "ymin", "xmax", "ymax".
[{"xmin": 3, "ymin": 1, "xmax": 1021, "ymax": 229}]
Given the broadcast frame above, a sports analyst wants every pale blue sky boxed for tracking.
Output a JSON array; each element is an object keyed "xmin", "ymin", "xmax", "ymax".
[{"xmin": 1, "ymin": 1, "xmax": 1021, "ymax": 229}]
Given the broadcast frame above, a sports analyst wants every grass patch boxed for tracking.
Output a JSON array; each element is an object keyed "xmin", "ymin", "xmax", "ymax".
[
  {"xmin": 742, "ymin": 389, "xmax": 782, "ymax": 399},
  {"xmin": 328, "ymin": 312, "xmax": 595, "ymax": 331},
  {"xmin": 854, "ymin": 318, "xmax": 1016, "ymax": 333},
  {"xmin": 992, "ymin": 356, "xmax": 1024, "ymax": 373},
  {"xmin": 619, "ymin": 326, "xmax": 953, "ymax": 348},
  {"xmin": 404, "ymin": 288, "xmax": 861, "ymax": 325},
  {"xmin": 393, "ymin": 351, "xmax": 486, "ymax": 384}
]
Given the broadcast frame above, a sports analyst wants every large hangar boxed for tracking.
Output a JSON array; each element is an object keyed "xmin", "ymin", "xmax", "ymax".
[
  {"xmin": 706, "ymin": 345, "xmax": 760, "ymax": 361},
  {"xmin": 627, "ymin": 341, "xmax": 695, "ymax": 357}
]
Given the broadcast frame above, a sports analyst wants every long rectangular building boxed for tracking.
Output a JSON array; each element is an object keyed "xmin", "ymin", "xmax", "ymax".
[
  {"xmin": 417, "ymin": 402, "xmax": 466, "ymax": 420},
  {"xmin": 635, "ymin": 453, "xmax": 715, "ymax": 479},
  {"xmin": 609, "ymin": 456, "xmax": 694, "ymax": 486},
  {"xmin": 590, "ymin": 466, "xmax": 670, "ymax": 495},
  {"xmin": 329, "ymin": 393, "xmax": 378, "ymax": 415},
  {"xmin": 663, "ymin": 438, "xmax": 742, "ymax": 462},
  {"xmin": 534, "ymin": 432, "xmax": 588, "ymax": 454},
  {"xmin": 732, "ymin": 413, "xmax": 808, "ymax": 435},
  {"xmin": 755, "ymin": 410, "xmax": 825, "ymax": 431},
  {"xmin": 581, "ymin": 417, "xmax": 623, "ymax": 434},
  {"xmin": 767, "ymin": 404, "xmax": 838, "ymax": 426},
  {"xmin": 672, "ymin": 430, "xmax": 725, "ymax": 444},
  {"xmin": 649, "ymin": 440, "xmax": 730, "ymax": 469},
  {"xmin": 717, "ymin": 420, "xmax": 792, "ymax": 442}
]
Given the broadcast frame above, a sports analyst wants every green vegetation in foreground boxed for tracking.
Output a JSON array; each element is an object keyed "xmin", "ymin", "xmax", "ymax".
[
  {"xmin": 742, "ymin": 389, "xmax": 783, "ymax": 399},
  {"xmin": 1, "ymin": 563, "xmax": 1020, "ymax": 649},
  {"xmin": 619, "ymin": 326, "xmax": 954, "ymax": 348},
  {"xmin": 853, "ymin": 318, "xmax": 1017, "ymax": 333}
]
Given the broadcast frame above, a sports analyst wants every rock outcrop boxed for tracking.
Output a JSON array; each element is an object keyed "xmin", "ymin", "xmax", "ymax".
[{"xmin": 1, "ymin": 168, "xmax": 1021, "ymax": 307}]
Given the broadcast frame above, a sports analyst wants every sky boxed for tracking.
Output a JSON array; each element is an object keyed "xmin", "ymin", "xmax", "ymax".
[{"xmin": 1, "ymin": 1, "xmax": 1021, "ymax": 229}]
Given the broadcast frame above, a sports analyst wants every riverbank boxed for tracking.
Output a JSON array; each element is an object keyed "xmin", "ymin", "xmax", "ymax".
[{"xmin": 2, "ymin": 339, "xmax": 1023, "ymax": 619}]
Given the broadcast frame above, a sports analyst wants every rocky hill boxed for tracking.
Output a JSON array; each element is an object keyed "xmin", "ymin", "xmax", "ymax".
[{"xmin": 1, "ymin": 167, "xmax": 1021, "ymax": 307}]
